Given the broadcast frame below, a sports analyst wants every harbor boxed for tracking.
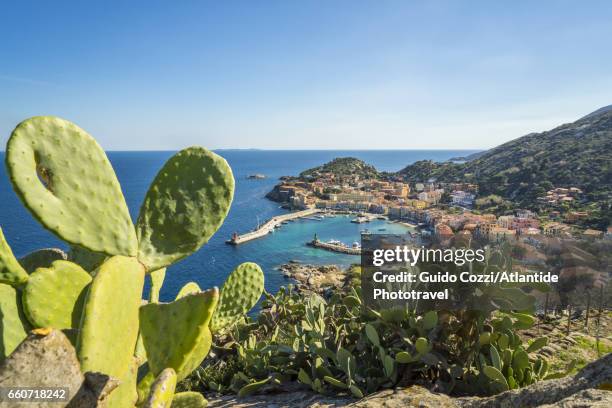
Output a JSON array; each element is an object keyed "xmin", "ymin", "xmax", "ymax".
[{"xmin": 226, "ymin": 208, "xmax": 322, "ymax": 245}]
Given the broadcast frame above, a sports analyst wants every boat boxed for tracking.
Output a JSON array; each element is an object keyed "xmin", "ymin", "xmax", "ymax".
[
  {"xmin": 378, "ymin": 228, "xmax": 387, "ymax": 231},
  {"xmin": 246, "ymin": 174, "xmax": 266, "ymax": 179}
]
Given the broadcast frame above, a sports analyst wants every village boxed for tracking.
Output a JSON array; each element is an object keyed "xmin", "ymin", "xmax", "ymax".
[{"xmin": 266, "ymin": 171, "xmax": 611, "ymax": 243}]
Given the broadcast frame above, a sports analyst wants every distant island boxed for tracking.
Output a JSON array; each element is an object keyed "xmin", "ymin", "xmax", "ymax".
[{"xmin": 267, "ymin": 105, "xmax": 612, "ymax": 237}]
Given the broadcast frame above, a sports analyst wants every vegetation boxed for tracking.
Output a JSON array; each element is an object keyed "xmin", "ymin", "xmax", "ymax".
[
  {"xmin": 180, "ymin": 245, "xmax": 576, "ymax": 400},
  {"xmin": 299, "ymin": 157, "xmax": 380, "ymax": 180},
  {"xmin": 0, "ymin": 116, "xmax": 264, "ymax": 407}
]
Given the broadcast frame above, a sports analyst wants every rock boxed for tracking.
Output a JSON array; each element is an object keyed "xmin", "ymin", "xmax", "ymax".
[
  {"xmin": 458, "ymin": 353, "xmax": 612, "ymax": 408},
  {"xmin": 539, "ymin": 389, "xmax": 612, "ymax": 407},
  {"xmin": 207, "ymin": 386, "xmax": 456, "ymax": 407},
  {"xmin": 278, "ymin": 263, "xmax": 345, "ymax": 293},
  {"xmin": 348, "ymin": 386, "xmax": 457, "ymax": 408},
  {"xmin": 208, "ymin": 390, "xmax": 350, "ymax": 407},
  {"xmin": 0, "ymin": 329, "xmax": 118, "ymax": 407}
]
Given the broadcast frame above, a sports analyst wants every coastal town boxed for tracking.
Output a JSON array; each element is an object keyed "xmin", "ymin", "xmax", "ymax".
[{"xmin": 265, "ymin": 159, "xmax": 611, "ymax": 244}]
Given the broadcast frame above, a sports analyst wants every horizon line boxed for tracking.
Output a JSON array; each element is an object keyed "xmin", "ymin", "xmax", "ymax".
[{"xmin": 0, "ymin": 148, "xmax": 485, "ymax": 153}]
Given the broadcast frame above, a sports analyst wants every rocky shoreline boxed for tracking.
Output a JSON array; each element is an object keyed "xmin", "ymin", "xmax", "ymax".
[{"xmin": 278, "ymin": 262, "xmax": 347, "ymax": 293}]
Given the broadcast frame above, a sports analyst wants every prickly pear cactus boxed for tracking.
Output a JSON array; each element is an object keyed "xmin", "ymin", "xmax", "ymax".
[
  {"xmin": 136, "ymin": 147, "xmax": 234, "ymax": 271},
  {"xmin": 5, "ymin": 116, "xmax": 138, "ymax": 256},
  {"xmin": 77, "ymin": 256, "xmax": 145, "ymax": 381},
  {"xmin": 170, "ymin": 392, "xmax": 207, "ymax": 408},
  {"xmin": 149, "ymin": 268, "xmax": 167, "ymax": 303},
  {"xmin": 0, "ymin": 283, "xmax": 31, "ymax": 358},
  {"xmin": 106, "ymin": 357, "xmax": 139, "ymax": 408},
  {"xmin": 22, "ymin": 260, "xmax": 92, "ymax": 329},
  {"xmin": 143, "ymin": 368, "xmax": 177, "ymax": 408},
  {"xmin": 69, "ymin": 245, "xmax": 108, "ymax": 272},
  {"xmin": 210, "ymin": 262, "xmax": 264, "ymax": 332},
  {"xmin": 139, "ymin": 288, "xmax": 218, "ymax": 380},
  {"xmin": 18, "ymin": 248, "xmax": 67, "ymax": 273},
  {"xmin": 0, "ymin": 227, "xmax": 29, "ymax": 286},
  {"xmin": 175, "ymin": 282, "xmax": 201, "ymax": 299}
]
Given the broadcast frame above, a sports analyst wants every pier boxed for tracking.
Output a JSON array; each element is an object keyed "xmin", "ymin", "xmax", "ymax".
[
  {"xmin": 226, "ymin": 208, "xmax": 321, "ymax": 245},
  {"xmin": 306, "ymin": 239, "xmax": 361, "ymax": 255}
]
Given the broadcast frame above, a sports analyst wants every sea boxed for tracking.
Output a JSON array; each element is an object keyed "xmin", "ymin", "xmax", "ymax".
[{"xmin": 0, "ymin": 150, "xmax": 478, "ymax": 301}]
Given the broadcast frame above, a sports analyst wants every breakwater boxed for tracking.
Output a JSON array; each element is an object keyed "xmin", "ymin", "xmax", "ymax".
[
  {"xmin": 226, "ymin": 208, "xmax": 321, "ymax": 245},
  {"xmin": 307, "ymin": 240, "xmax": 361, "ymax": 255}
]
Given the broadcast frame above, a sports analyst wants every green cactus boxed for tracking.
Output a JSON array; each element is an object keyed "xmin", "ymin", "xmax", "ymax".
[
  {"xmin": 22, "ymin": 260, "xmax": 91, "ymax": 329},
  {"xmin": 170, "ymin": 392, "xmax": 208, "ymax": 408},
  {"xmin": 526, "ymin": 337, "xmax": 548, "ymax": 353},
  {"xmin": 176, "ymin": 282, "xmax": 201, "ymax": 299},
  {"xmin": 5, "ymin": 116, "xmax": 138, "ymax": 256},
  {"xmin": 0, "ymin": 283, "xmax": 31, "ymax": 358},
  {"xmin": 483, "ymin": 365, "xmax": 509, "ymax": 391},
  {"xmin": 106, "ymin": 357, "xmax": 139, "ymax": 408},
  {"xmin": 18, "ymin": 248, "xmax": 67, "ymax": 273},
  {"xmin": 210, "ymin": 262, "xmax": 264, "ymax": 332},
  {"xmin": 136, "ymin": 147, "xmax": 234, "ymax": 271},
  {"xmin": 0, "ymin": 227, "xmax": 29, "ymax": 287},
  {"xmin": 149, "ymin": 268, "xmax": 167, "ymax": 303},
  {"xmin": 1, "ymin": 116, "xmax": 262, "ymax": 406},
  {"xmin": 140, "ymin": 288, "xmax": 219, "ymax": 381},
  {"xmin": 143, "ymin": 368, "xmax": 177, "ymax": 408},
  {"xmin": 77, "ymin": 256, "xmax": 145, "ymax": 380},
  {"xmin": 69, "ymin": 245, "xmax": 108, "ymax": 271},
  {"xmin": 238, "ymin": 377, "xmax": 271, "ymax": 397}
]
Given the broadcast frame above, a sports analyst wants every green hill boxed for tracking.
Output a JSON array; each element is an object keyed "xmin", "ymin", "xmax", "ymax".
[
  {"xmin": 397, "ymin": 107, "xmax": 612, "ymax": 226},
  {"xmin": 299, "ymin": 157, "xmax": 380, "ymax": 179}
]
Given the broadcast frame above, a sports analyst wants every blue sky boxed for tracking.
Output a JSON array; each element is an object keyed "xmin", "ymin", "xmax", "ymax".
[{"xmin": 1, "ymin": 1, "xmax": 611, "ymax": 150}]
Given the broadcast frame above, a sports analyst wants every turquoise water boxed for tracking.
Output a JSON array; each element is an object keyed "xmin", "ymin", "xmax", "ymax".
[{"xmin": 0, "ymin": 149, "xmax": 476, "ymax": 300}]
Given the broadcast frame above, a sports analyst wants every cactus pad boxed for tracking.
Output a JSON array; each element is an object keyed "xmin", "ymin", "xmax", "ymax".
[
  {"xmin": 22, "ymin": 260, "xmax": 92, "ymax": 329},
  {"xmin": 0, "ymin": 227, "xmax": 29, "ymax": 286},
  {"xmin": 18, "ymin": 248, "xmax": 67, "ymax": 273},
  {"xmin": 149, "ymin": 268, "xmax": 167, "ymax": 303},
  {"xmin": 69, "ymin": 245, "xmax": 108, "ymax": 272},
  {"xmin": 140, "ymin": 288, "xmax": 218, "ymax": 380},
  {"xmin": 136, "ymin": 147, "xmax": 234, "ymax": 271},
  {"xmin": 210, "ymin": 262, "xmax": 264, "ymax": 332},
  {"xmin": 175, "ymin": 282, "xmax": 201, "ymax": 299},
  {"xmin": 5, "ymin": 116, "xmax": 137, "ymax": 256},
  {"xmin": 77, "ymin": 256, "xmax": 145, "ymax": 380},
  {"xmin": 105, "ymin": 357, "xmax": 139, "ymax": 408},
  {"xmin": 143, "ymin": 368, "xmax": 177, "ymax": 408},
  {"xmin": 0, "ymin": 283, "xmax": 31, "ymax": 358},
  {"xmin": 170, "ymin": 392, "xmax": 207, "ymax": 408}
]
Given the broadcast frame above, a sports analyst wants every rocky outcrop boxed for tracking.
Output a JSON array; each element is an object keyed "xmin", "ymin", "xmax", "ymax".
[
  {"xmin": 279, "ymin": 263, "xmax": 345, "ymax": 293},
  {"xmin": 0, "ymin": 329, "xmax": 118, "ymax": 407},
  {"xmin": 458, "ymin": 353, "xmax": 612, "ymax": 407}
]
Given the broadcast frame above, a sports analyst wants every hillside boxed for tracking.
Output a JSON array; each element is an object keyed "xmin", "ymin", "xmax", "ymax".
[
  {"xmin": 299, "ymin": 157, "xmax": 380, "ymax": 179},
  {"xmin": 397, "ymin": 107, "xmax": 612, "ymax": 223}
]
